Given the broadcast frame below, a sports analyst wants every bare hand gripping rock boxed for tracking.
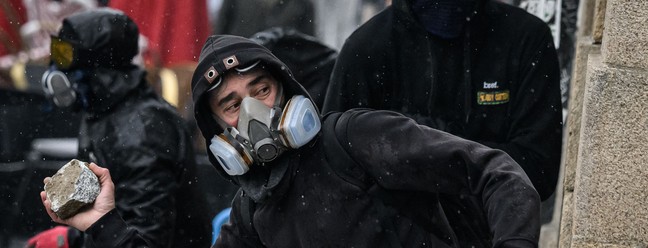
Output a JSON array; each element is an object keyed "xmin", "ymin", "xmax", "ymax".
[{"xmin": 45, "ymin": 159, "xmax": 100, "ymax": 219}]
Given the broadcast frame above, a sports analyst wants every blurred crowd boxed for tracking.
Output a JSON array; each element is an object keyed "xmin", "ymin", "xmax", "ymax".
[
  {"xmin": 0, "ymin": 0, "xmax": 575, "ymax": 115},
  {"xmin": 0, "ymin": 0, "xmax": 577, "ymax": 247},
  {"xmin": 0, "ymin": 2, "xmax": 387, "ymax": 245},
  {"xmin": 0, "ymin": 0, "xmax": 385, "ymax": 112}
]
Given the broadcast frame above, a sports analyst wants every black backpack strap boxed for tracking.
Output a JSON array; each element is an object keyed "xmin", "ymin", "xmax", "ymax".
[
  {"xmin": 226, "ymin": 188, "xmax": 267, "ymax": 246},
  {"xmin": 322, "ymin": 111, "xmax": 402, "ymax": 247},
  {"xmin": 322, "ymin": 111, "xmax": 374, "ymax": 188},
  {"xmin": 236, "ymin": 188, "xmax": 257, "ymax": 236}
]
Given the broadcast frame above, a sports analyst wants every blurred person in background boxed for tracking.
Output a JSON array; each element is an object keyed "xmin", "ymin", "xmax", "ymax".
[
  {"xmin": 312, "ymin": 0, "xmax": 387, "ymax": 50},
  {"xmin": 20, "ymin": 0, "xmax": 97, "ymax": 62},
  {"xmin": 109, "ymin": 0, "xmax": 213, "ymax": 155},
  {"xmin": 250, "ymin": 27, "xmax": 338, "ymax": 109},
  {"xmin": 26, "ymin": 8, "xmax": 213, "ymax": 248},
  {"xmin": 213, "ymin": 0, "xmax": 315, "ymax": 38},
  {"xmin": 0, "ymin": 0, "xmax": 27, "ymax": 89}
]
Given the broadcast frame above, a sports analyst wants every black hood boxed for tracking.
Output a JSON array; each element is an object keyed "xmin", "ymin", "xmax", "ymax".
[
  {"xmin": 57, "ymin": 8, "xmax": 139, "ymax": 70},
  {"xmin": 250, "ymin": 27, "xmax": 338, "ymax": 109},
  {"xmin": 191, "ymin": 35, "xmax": 316, "ymax": 190},
  {"xmin": 56, "ymin": 8, "xmax": 146, "ymax": 117}
]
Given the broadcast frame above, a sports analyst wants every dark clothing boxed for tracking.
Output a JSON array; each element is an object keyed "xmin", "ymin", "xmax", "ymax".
[
  {"xmin": 75, "ymin": 67, "xmax": 213, "ymax": 248},
  {"xmin": 250, "ymin": 27, "xmax": 337, "ymax": 110},
  {"xmin": 81, "ymin": 35, "xmax": 541, "ymax": 247},
  {"xmin": 217, "ymin": 109, "xmax": 541, "ymax": 247},
  {"xmin": 57, "ymin": 9, "xmax": 138, "ymax": 69},
  {"xmin": 84, "ymin": 109, "xmax": 541, "ymax": 247},
  {"xmin": 78, "ymin": 34, "xmax": 542, "ymax": 247},
  {"xmin": 322, "ymin": 0, "xmax": 563, "ymax": 200},
  {"xmin": 37, "ymin": 9, "xmax": 213, "ymax": 248},
  {"xmin": 214, "ymin": 0, "xmax": 314, "ymax": 38}
]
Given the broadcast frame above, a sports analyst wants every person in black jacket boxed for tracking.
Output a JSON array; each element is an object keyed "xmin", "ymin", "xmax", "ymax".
[
  {"xmin": 40, "ymin": 35, "xmax": 541, "ymax": 247},
  {"xmin": 29, "ymin": 9, "xmax": 213, "ymax": 248},
  {"xmin": 323, "ymin": 0, "xmax": 563, "ymax": 202}
]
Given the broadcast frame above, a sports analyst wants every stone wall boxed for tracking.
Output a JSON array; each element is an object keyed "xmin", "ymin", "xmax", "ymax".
[{"xmin": 558, "ymin": 0, "xmax": 648, "ymax": 247}]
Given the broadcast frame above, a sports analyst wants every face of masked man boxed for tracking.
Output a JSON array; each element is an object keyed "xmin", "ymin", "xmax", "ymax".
[
  {"xmin": 410, "ymin": 0, "xmax": 479, "ymax": 39},
  {"xmin": 208, "ymin": 66, "xmax": 281, "ymax": 127},
  {"xmin": 204, "ymin": 61, "xmax": 320, "ymax": 176}
]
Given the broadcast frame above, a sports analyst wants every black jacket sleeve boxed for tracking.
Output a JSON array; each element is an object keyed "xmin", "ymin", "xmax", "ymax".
[
  {"xmin": 108, "ymin": 148, "xmax": 179, "ymax": 247},
  {"xmin": 97, "ymin": 110, "xmax": 183, "ymax": 248},
  {"xmin": 214, "ymin": 192, "xmax": 264, "ymax": 247},
  {"xmin": 322, "ymin": 5, "xmax": 562, "ymax": 201},
  {"xmin": 85, "ymin": 209, "xmax": 152, "ymax": 248},
  {"xmin": 340, "ymin": 109, "xmax": 541, "ymax": 246}
]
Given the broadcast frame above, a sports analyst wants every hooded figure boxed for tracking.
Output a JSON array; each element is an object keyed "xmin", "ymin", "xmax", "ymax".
[
  {"xmin": 188, "ymin": 35, "xmax": 541, "ymax": 247},
  {"xmin": 323, "ymin": 0, "xmax": 562, "ymax": 201},
  {"xmin": 33, "ymin": 9, "xmax": 213, "ymax": 248},
  {"xmin": 42, "ymin": 35, "xmax": 542, "ymax": 248}
]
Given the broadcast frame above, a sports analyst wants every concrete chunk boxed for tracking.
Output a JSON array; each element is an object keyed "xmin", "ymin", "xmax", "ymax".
[{"xmin": 45, "ymin": 159, "xmax": 100, "ymax": 219}]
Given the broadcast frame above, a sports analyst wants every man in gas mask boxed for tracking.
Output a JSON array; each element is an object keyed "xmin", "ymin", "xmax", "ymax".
[
  {"xmin": 29, "ymin": 9, "xmax": 213, "ymax": 248},
  {"xmin": 40, "ymin": 35, "xmax": 541, "ymax": 247},
  {"xmin": 323, "ymin": 0, "xmax": 563, "ymax": 206}
]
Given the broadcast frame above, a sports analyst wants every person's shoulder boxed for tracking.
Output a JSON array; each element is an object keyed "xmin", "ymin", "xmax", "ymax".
[
  {"xmin": 114, "ymin": 98, "xmax": 187, "ymax": 139},
  {"xmin": 131, "ymin": 98, "xmax": 183, "ymax": 123},
  {"xmin": 351, "ymin": 7, "xmax": 393, "ymax": 35},
  {"xmin": 322, "ymin": 108, "xmax": 371, "ymax": 120},
  {"xmin": 323, "ymin": 108, "xmax": 408, "ymax": 128},
  {"xmin": 340, "ymin": 8, "xmax": 394, "ymax": 53},
  {"xmin": 121, "ymin": 102, "xmax": 189, "ymax": 156}
]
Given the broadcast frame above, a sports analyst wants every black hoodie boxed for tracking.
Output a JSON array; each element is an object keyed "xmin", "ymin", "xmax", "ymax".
[
  {"xmin": 323, "ymin": 0, "xmax": 563, "ymax": 201},
  {"xmin": 84, "ymin": 35, "xmax": 541, "ymax": 247},
  {"xmin": 55, "ymin": 9, "xmax": 213, "ymax": 248}
]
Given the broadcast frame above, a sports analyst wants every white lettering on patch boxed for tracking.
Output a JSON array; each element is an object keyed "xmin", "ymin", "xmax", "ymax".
[{"xmin": 483, "ymin": 81, "xmax": 499, "ymax": 89}]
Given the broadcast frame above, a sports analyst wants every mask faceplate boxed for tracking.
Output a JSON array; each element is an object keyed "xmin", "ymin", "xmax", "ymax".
[
  {"xmin": 41, "ymin": 68, "xmax": 90, "ymax": 111},
  {"xmin": 209, "ymin": 95, "xmax": 320, "ymax": 176}
]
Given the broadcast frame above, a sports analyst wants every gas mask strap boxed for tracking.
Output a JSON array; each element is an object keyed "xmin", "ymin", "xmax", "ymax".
[
  {"xmin": 269, "ymin": 83, "xmax": 289, "ymax": 146},
  {"xmin": 209, "ymin": 101, "xmax": 255, "ymax": 156},
  {"xmin": 223, "ymin": 127, "xmax": 255, "ymax": 162},
  {"xmin": 269, "ymin": 106, "xmax": 283, "ymax": 131},
  {"xmin": 272, "ymin": 82, "xmax": 284, "ymax": 109},
  {"xmin": 270, "ymin": 82, "xmax": 284, "ymax": 128}
]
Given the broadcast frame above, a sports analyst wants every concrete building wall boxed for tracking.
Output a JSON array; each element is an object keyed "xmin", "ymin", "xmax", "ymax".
[{"xmin": 557, "ymin": 0, "xmax": 648, "ymax": 247}]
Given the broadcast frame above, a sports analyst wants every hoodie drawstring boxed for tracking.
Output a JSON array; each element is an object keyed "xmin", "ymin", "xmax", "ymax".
[{"xmin": 463, "ymin": 27, "xmax": 473, "ymax": 124}]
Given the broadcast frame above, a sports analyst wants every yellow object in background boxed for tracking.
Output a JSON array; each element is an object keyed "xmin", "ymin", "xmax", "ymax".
[
  {"xmin": 159, "ymin": 68, "xmax": 179, "ymax": 107},
  {"xmin": 10, "ymin": 61, "xmax": 27, "ymax": 90}
]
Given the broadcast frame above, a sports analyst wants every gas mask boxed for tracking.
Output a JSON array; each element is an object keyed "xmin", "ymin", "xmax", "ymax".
[
  {"xmin": 41, "ymin": 36, "xmax": 91, "ymax": 110},
  {"xmin": 209, "ymin": 95, "xmax": 321, "ymax": 176},
  {"xmin": 41, "ymin": 66, "xmax": 90, "ymax": 111}
]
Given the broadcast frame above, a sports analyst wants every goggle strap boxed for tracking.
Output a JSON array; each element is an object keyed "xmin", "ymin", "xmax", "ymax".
[{"xmin": 206, "ymin": 77, "xmax": 223, "ymax": 92}]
